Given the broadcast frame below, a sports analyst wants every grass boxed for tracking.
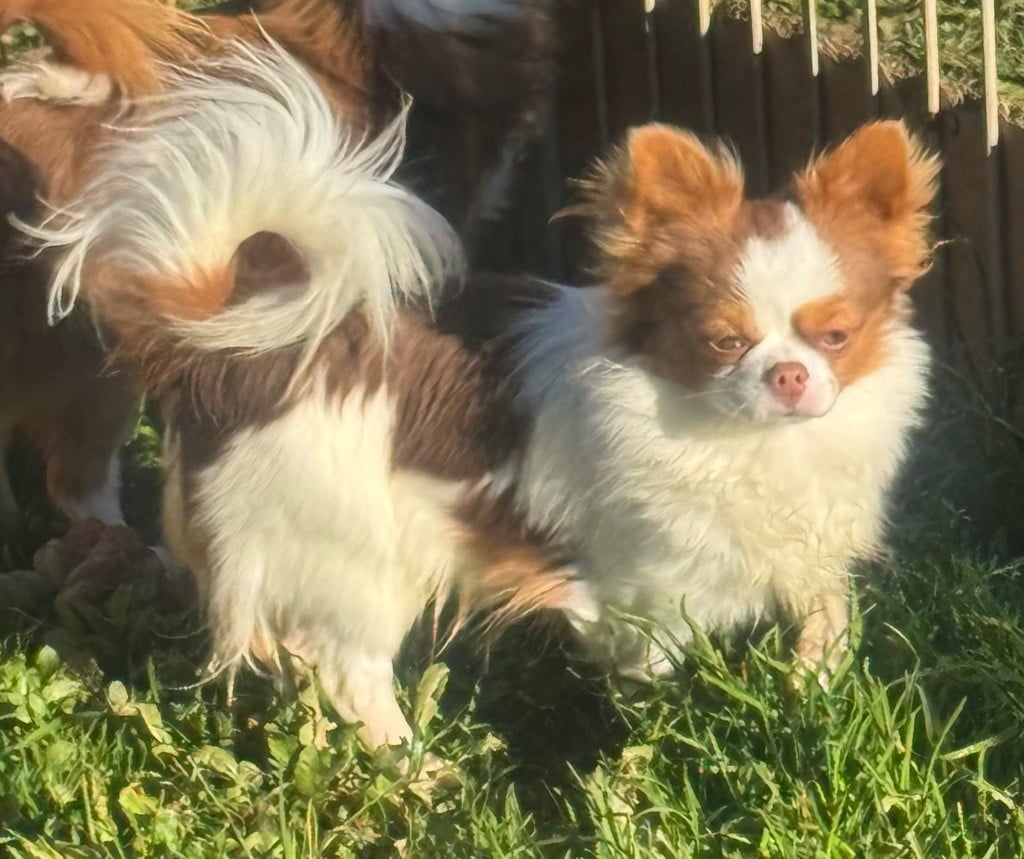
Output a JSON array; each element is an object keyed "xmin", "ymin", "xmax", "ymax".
[
  {"xmin": 1, "ymin": 1, "xmax": 1023, "ymax": 853},
  {"xmin": 2, "ymin": 365, "xmax": 1024, "ymax": 857}
]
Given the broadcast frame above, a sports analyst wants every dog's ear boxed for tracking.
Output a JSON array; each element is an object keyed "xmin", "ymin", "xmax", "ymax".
[
  {"xmin": 230, "ymin": 231, "xmax": 310, "ymax": 303},
  {"xmin": 571, "ymin": 123, "xmax": 745, "ymax": 295},
  {"xmin": 799, "ymin": 121, "xmax": 938, "ymax": 223},
  {"xmin": 798, "ymin": 121, "xmax": 940, "ymax": 290},
  {"xmin": 617, "ymin": 124, "xmax": 744, "ymax": 233}
]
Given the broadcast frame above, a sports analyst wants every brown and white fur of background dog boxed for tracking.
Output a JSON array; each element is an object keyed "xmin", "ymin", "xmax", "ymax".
[
  {"xmin": 23, "ymin": 43, "xmax": 577, "ymax": 749},
  {"xmin": 0, "ymin": 0, "xmax": 554, "ymax": 530}
]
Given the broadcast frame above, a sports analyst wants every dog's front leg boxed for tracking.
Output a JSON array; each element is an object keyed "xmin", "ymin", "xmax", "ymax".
[
  {"xmin": 322, "ymin": 648, "xmax": 413, "ymax": 751},
  {"xmin": 793, "ymin": 585, "xmax": 851, "ymax": 682}
]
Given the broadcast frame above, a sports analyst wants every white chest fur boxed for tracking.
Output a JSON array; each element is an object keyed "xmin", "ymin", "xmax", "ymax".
[{"xmin": 513, "ymin": 288, "xmax": 930, "ymax": 673}]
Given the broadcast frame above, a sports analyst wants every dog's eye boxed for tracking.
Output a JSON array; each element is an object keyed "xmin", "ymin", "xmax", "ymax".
[
  {"xmin": 712, "ymin": 335, "xmax": 748, "ymax": 353},
  {"xmin": 821, "ymin": 330, "xmax": 849, "ymax": 351}
]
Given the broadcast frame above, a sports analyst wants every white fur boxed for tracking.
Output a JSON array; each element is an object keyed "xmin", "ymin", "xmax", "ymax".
[
  {"xmin": 164, "ymin": 388, "xmax": 472, "ymax": 746},
  {"xmin": 0, "ymin": 53, "xmax": 113, "ymax": 106},
  {"xmin": 712, "ymin": 206, "xmax": 844, "ymax": 420},
  {"xmin": 21, "ymin": 41, "xmax": 462, "ymax": 362},
  {"xmin": 512, "ymin": 212, "xmax": 930, "ymax": 677}
]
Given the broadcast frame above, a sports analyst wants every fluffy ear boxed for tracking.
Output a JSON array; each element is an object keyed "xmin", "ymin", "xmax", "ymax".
[
  {"xmin": 574, "ymin": 124, "xmax": 744, "ymax": 294},
  {"xmin": 621, "ymin": 124, "xmax": 744, "ymax": 229},
  {"xmin": 797, "ymin": 121, "xmax": 940, "ymax": 288},
  {"xmin": 230, "ymin": 231, "xmax": 310, "ymax": 304},
  {"xmin": 800, "ymin": 121, "xmax": 938, "ymax": 221}
]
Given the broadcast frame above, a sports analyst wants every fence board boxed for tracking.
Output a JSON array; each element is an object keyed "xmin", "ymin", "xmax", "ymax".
[
  {"xmin": 599, "ymin": 0, "xmax": 653, "ymax": 139},
  {"xmin": 941, "ymin": 106, "xmax": 1000, "ymax": 379},
  {"xmin": 763, "ymin": 32, "xmax": 819, "ymax": 188},
  {"xmin": 999, "ymin": 121, "xmax": 1024, "ymax": 413},
  {"xmin": 819, "ymin": 53, "xmax": 878, "ymax": 144},
  {"xmin": 554, "ymin": 0, "xmax": 605, "ymax": 281},
  {"xmin": 1000, "ymin": 123, "xmax": 1024, "ymax": 340},
  {"xmin": 711, "ymin": 16, "xmax": 770, "ymax": 194},
  {"xmin": 652, "ymin": 0, "xmax": 714, "ymax": 133}
]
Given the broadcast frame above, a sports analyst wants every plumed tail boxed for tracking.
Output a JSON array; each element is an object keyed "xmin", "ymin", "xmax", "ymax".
[
  {"xmin": 18, "ymin": 40, "xmax": 462, "ymax": 379},
  {"xmin": 367, "ymin": 0, "xmax": 556, "ymax": 232},
  {"xmin": 0, "ymin": 0, "xmax": 208, "ymax": 97}
]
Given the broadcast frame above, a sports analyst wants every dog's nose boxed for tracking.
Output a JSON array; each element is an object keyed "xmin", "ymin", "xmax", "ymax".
[{"xmin": 767, "ymin": 362, "xmax": 808, "ymax": 407}]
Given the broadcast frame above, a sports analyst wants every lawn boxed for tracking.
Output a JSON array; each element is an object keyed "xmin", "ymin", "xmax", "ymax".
[
  {"xmin": 2, "ymin": 1, "xmax": 1024, "ymax": 855},
  {"xmin": 2, "ymin": 366, "xmax": 1024, "ymax": 856}
]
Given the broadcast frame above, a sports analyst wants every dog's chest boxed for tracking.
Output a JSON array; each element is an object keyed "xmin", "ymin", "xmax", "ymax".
[{"xmin": 518, "ymin": 366, "xmax": 911, "ymax": 629}]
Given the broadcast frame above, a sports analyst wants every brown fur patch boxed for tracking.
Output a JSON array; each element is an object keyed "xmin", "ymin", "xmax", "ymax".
[
  {"xmin": 0, "ymin": 0, "xmax": 209, "ymax": 97},
  {"xmin": 792, "ymin": 294, "xmax": 891, "ymax": 388},
  {"xmin": 454, "ymin": 489, "xmax": 576, "ymax": 634},
  {"xmin": 0, "ymin": 137, "xmax": 138, "ymax": 518},
  {"xmin": 0, "ymin": 100, "xmax": 111, "ymax": 203},
  {"xmin": 796, "ymin": 121, "xmax": 940, "ymax": 295},
  {"xmin": 0, "ymin": 267, "xmax": 137, "ymax": 519},
  {"xmin": 792, "ymin": 121, "xmax": 939, "ymax": 386}
]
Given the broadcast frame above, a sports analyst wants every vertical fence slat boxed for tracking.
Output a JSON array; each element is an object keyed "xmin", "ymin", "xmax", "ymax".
[
  {"xmin": 820, "ymin": 52, "xmax": 879, "ymax": 145},
  {"xmin": 750, "ymin": 0, "xmax": 764, "ymax": 55},
  {"xmin": 711, "ymin": 16, "xmax": 770, "ymax": 194},
  {"xmin": 803, "ymin": 0, "xmax": 819, "ymax": 77},
  {"xmin": 942, "ymin": 108, "xmax": 999, "ymax": 380},
  {"xmin": 999, "ymin": 122, "xmax": 1024, "ymax": 416},
  {"xmin": 599, "ymin": 0, "xmax": 654, "ymax": 139},
  {"xmin": 652, "ymin": 0, "xmax": 715, "ymax": 133},
  {"xmin": 698, "ymin": 0, "xmax": 711, "ymax": 35},
  {"xmin": 922, "ymin": 0, "xmax": 940, "ymax": 115},
  {"xmin": 863, "ymin": 0, "xmax": 879, "ymax": 95},
  {"xmin": 879, "ymin": 80, "xmax": 950, "ymax": 351},
  {"xmin": 554, "ymin": 0, "xmax": 606, "ymax": 281},
  {"xmin": 1001, "ymin": 123, "xmax": 1024, "ymax": 341},
  {"xmin": 764, "ymin": 32, "xmax": 820, "ymax": 187},
  {"xmin": 981, "ymin": 0, "xmax": 999, "ymax": 151}
]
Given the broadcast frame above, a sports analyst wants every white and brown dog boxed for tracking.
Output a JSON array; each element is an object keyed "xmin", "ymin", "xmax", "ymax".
[
  {"xmin": 25, "ymin": 44, "xmax": 575, "ymax": 748},
  {"xmin": 0, "ymin": 0, "xmax": 554, "ymax": 529},
  {"xmin": 497, "ymin": 121, "xmax": 938, "ymax": 681}
]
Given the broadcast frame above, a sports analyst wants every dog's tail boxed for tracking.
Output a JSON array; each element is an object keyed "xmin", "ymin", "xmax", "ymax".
[
  {"xmin": 366, "ymin": 0, "xmax": 556, "ymax": 233},
  {"xmin": 19, "ymin": 41, "xmax": 462, "ymax": 388},
  {"xmin": 0, "ymin": 0, "xmax": 207, "ymax": 97}
]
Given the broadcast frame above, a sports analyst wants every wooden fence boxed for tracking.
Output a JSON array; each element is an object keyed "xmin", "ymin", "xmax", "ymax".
[{"xmin": 476, "ymin": 0, "xmax": 1024, "ymax": 412}]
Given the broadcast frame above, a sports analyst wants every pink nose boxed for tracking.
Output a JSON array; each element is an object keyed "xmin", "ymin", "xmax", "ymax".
[{"xmin": 767, "ymin": 362, "xmax": 808, "ymax": 407}]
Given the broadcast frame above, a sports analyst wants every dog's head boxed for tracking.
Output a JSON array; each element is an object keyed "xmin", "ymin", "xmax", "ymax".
[{"xmin": 575, "ymin": 120, "xmax": 939, "ymax": 422}]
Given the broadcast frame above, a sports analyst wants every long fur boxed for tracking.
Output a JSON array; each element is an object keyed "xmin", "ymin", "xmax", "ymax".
[
  {"xmin": 22, "ymin": 41, "xmax": 463, "ymax": 365},
  {"xmin": 0, "ymin": 0, "xmax": 207, "ymax": 97}
]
